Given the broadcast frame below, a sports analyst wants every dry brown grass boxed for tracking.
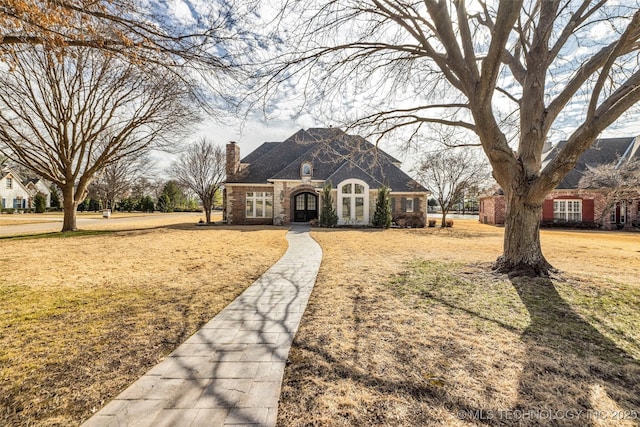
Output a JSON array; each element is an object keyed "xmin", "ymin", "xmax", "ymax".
[
  {"xmin": 2, "ymin": 218, "xmax": 639, "ymax": 427},
  {"xmin": 278, "ymin": 221, "xmax": 640, "ymax": 427},
  {"xmin": 0, "ymin": 221, "xmax": 288, "ymax": 426},
  {"xmin": 0, "ymin": 217, "xmax": 57, "ymax": 226}
]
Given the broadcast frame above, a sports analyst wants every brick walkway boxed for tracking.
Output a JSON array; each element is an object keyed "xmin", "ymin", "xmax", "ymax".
[{"xmin": 82, "ymin": 225, "xmax": 322, "ymax": 426}]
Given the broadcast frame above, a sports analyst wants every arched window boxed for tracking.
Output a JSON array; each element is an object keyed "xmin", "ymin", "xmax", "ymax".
[
  {"xmin": 301, "ymin": 162, "xmax": 312, "ymax": 177},
  {"xmin": 337, "ymin": 179, "xmax": 369, "ymax": 224}
]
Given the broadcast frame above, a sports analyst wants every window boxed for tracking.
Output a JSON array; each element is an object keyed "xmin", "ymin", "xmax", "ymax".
[
  {"xmin": 611, "ymin": 201, "xmax": 627, "ymax": 224},
  {"xmin": 245, "ymin": 192, "xmax": 273, "ymax": 218},
  {"xmin": 337, "ymin": 179, "xmax": 369, "ymax": 224},
  {"xmin": 553, "ymin": 199, "xmax": 582, "ymax": 222},
  {"xmin": 301, "ymin": 162, "xmax": 312, "ymax": 177},
  {"xmin": 405, "ymin": 198, "xmax": 414, "ymax": 213},
  {"xmin": 6, "ymin": 177, "xmax": 12, "ymax": 189}
]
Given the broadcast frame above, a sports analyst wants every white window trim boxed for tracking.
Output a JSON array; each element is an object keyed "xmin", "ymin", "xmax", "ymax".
[
  {"xmin": 620, "ymin": 201, "xmax": 627, "ymax": 224},
  {"xmin": 405, "ymin": 198, "xmax": 414, "ymax": 213},
  {"xmin": 336, "ymin": 179, "xmax": 369, "ymax": 225},
  {"xmin": 553, "ymin": 199, "xmax": 582, "ymax": 222},
  {"xmin": 245, "ymin": 192, "xmax": 273, "ymax": 218}
]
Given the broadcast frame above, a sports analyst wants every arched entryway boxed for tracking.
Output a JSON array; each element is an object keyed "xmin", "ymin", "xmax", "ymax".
[{"xmin": 292, "ymin": 192, "xmax": 318, "ymax": 222}]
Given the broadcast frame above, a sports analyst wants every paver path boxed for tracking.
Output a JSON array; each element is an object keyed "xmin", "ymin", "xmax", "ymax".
[{"xmin": 82, "ymin": 225, "xmax": 322, "ymax": 427}]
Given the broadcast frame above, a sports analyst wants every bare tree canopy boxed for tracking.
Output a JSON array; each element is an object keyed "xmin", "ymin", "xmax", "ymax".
[
  {"xmin": 256, "ymin": 0, "xmax": 640, "ymax": 276},
  {"xmin": 579, "ymin": 158, "xmax": 640, "ymax": 225},
  {"xmin": 173, "ymin": 138, "xmax": 226, "ymax": 224},
  {"xmin": 0, "ymin": 45, "xmax": 198, "ymax": 231},
  {"xmin": 91, "ymin": 153, "xmax": 154, "ymax": 211},
  {"xmin": 1, "ymin": 1, "xmax": 237, "ymax": 65},
  {"xmin": 0, "ymin": 0, "xmax": 249, "ymax": 108},
  {"xmin": 417, "ymin": 147, "xmax": 489, "ymax": 227}
]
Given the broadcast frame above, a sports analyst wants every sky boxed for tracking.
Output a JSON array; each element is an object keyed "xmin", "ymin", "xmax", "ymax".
[{"xmin": 152, "ymin": 0, "xmax": 640, "ymax": 176}]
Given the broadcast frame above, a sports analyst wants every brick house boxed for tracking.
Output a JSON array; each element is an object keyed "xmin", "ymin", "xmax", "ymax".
[
  {"xmin": 223, "ymin": 128, "xmax": 429, "ymax": 226},
  {"xmin": 479, "ymin": 137, "xmax": 640, "ymax": 229},
  {"xmin": 479, "ymin": 188, "xmax": 506, "ymax": 226}
]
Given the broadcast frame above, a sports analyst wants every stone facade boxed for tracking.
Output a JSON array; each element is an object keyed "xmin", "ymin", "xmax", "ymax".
[
  {"xmin": 225, "ymin": 182, "xmax": 427, "ymax": 227},
  {"xmin": 224, "ymin": 184, "xmax": 274, "ymax": 226},
  {"xmin": 223, "ymin": 128, "xmax": 430, "ymax": 226}
]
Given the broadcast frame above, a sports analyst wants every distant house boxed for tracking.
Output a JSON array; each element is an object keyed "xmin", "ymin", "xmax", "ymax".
[
  {"xmin": 24, "ymin": 178, "xmax": 52, "ymax": 208},
  {"xmin": 224, "ymin": 128, "xmax": 429, "ymax": 226},
  {"xmin": 479, "ymin": 137, "xmax": 640, "ymax": 229},
  {"xmin": 479, "ymin": 187, "xmax": 506, "ymax": 226},
  {"xmin": 0, "ymin": 166, "xmax": 51, "ymax": 210}
]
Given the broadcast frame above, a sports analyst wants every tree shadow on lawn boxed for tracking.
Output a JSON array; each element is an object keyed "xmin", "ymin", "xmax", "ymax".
[
  {"xmin": 280, "ymin": 270, "xmax": 640, "ymax": 426},
  {"xmin": 506, "ymin": 276, "xmax": 640, "ymax": 426}
]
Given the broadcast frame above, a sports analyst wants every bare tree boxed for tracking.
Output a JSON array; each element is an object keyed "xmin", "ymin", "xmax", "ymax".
[
  {"xmin": 259, "ymin": 1, "xmax": 640, "ymax": 276},
  {"xmin": 91, "ymin": 154, "xmax": 154, "ymax": 211},
  {"xmin": 0, "ymin": 1, "xmax": 249, "ymax": 113},
  {"xmin": 173, "ymin": 139, "xmax": 226, "ymax": 224},
  {"xmin": 416, "ymin": 148, "xmax": 489, "ymax": 227},
  {"xmin": 0, "ymin": 45, "xmax": 197, "ymax": 231},
  {"xmin": 579, "ymin": 158, "xmax": 640, "ymax": 226},
  {"xmin": 0, "ymin": 1, "xmax": 238, "ymax": 68}
]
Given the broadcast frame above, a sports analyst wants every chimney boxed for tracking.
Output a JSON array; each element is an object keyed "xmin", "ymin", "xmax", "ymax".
[{"xmin": 226, "ymin": 141, "xmax": 240, "ymax": 179}]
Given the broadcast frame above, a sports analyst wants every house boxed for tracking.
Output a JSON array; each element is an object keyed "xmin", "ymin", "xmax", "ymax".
[
  {"xmin": 479, "ymin": 137, "xmax": 640, "ymax": 229},
  {"xmin": 0, "ymin": 166, "xmax": 51, "ymax": 210},
  {"xmin": 479, "ymin": 187, "xmax": 506, "ymax": 226},
  {"xmin": 223, "ymin": 128, "xmax": 429, "ymax": 226},
  {"xmin": 23, "ymin": 178, "xmax": 52, "ymax": 208}
]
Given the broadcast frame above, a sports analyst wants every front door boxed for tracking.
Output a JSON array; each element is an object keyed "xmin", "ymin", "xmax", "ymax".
[{"xmin": 293, "ymin": 192, "xmax": 318, "ymax": 222}]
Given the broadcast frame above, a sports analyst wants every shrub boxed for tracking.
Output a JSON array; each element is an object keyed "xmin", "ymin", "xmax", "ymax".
[
  {"xmin": 34, "ymin": 193, "xmax": 47, "ymax": 213},
  {"xmin": 77, "ymin": 199, "xmax": 90, "ymax": 212},
  {"xmin": 157, "ymin": 194, "xmax": 172, "ymax": 213},
  {"xmin": 372, "ymin": 186, "xmax": 392, "ymax": 228},
  {"xmin": 428, "ymin": 219, "xmax": 437, "ymax": 227},
  {"xmin": 49, "ymin": 185, "xmax": 61, "ymax": 209},
  {"xmin": 393, "ymin": 213, "xmax": 426, "ymax": 228},
  {"xmin": 140, "ymin": 195, "xmax": 155, "ymax": 213},
  {"xmin": 445, "ymin": 219, "xmax": 454, "ymax": 227},
  {"xmin": 319, "ymin": 182, "xmax": 338, "ymax": 227}
]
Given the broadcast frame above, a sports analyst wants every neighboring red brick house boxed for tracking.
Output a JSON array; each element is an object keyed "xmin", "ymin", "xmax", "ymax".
[
  {"xmin": 224, "ymin": 128, "xmax": 429, "ymax": 226},
  {"xmin": 479, "ymin": 137, "xmax": 640, "ymax": 230},
  {"xmin": 479, "ymin": 189, "xmax": 505, "ymax": 226}
]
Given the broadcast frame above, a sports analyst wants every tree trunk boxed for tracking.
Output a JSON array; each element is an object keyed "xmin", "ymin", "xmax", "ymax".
[
  {"xmin": 493, "ymin": 194, "xmax": 553, "ymax": 277},
  {"xmin": 61, "ymin": 185, "xmax": 79, "ymax": 232},
  {"xmin": 203, "ymin": 200, "xmax": 212, "ymax": 224},
  {"xmin": 441, "ymin": 211, "xmax": 448, "ymax": 228}
]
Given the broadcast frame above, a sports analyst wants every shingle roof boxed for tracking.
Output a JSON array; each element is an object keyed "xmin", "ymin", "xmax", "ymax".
[
  {"xmin": 544, "ymin": 137, "xmax": 637, "ymax": 189},
  {"xmin": 240, "ymin": 142, "xmax": 279, "ymax": 164},
  {"xmin": 227, "ymin": 128, "xmax": 427, "ymax": 192}
]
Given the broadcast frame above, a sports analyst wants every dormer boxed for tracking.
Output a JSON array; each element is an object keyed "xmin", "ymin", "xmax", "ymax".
[{"xmin": 300, "ymin": 161, "xmax": 313, "ymax": 178}]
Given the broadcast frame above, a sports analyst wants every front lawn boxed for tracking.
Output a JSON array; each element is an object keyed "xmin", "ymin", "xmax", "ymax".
[
  {"xmin": 0, "ymin": 224, "xmax": 288, "ymax": 426},
  {"xmin": 278, "ymin": 222, "xmax": 640, "ymax": 426}
]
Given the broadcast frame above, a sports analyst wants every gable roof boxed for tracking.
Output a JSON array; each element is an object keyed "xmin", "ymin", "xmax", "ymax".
[
  {"xmin": 543, "ymin": 137, "xmax": 638, "ymax": 189},
  {"xmin": 228, "ymin": 128, "xmax": 427, "ymax": 192},
  {"xmin": 0, "ymin": 167, "xmax": 32, "ymax": 195}
]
